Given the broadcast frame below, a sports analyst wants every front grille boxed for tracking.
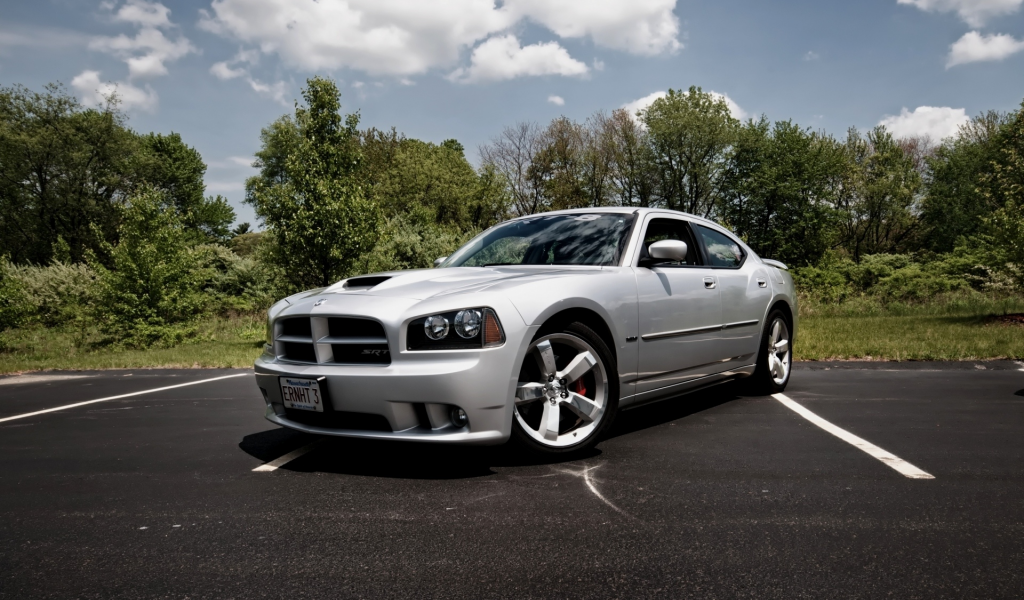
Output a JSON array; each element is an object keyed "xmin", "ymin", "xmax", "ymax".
[{"xmin": 274, "ymin": 316, "xmax": 390, "ymax": 365}]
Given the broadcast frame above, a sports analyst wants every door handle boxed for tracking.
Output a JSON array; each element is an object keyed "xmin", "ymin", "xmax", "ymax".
[
  {"xmin": 757, "ymin": 278, "xmax": 767, "ymax": 288},
  {"xmin": 703, "ymin": 277, "xmax": 716, "ymax": 289}
]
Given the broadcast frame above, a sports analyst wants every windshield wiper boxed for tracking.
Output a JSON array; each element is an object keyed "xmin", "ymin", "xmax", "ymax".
[{"xmin": 481, "ymin": 262, "xmax": 516, "ymax": 267}]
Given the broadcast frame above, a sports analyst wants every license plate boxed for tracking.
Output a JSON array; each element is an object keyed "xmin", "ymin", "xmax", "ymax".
[{"xmin": 280, "ymin": 377, "xmax": 325, "ymax": 412}]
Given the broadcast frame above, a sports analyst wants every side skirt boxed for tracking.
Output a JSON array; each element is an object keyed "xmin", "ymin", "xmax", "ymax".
[{"xmin": 619, "ymin": 364, "xmax": 756, "ymax": 411}]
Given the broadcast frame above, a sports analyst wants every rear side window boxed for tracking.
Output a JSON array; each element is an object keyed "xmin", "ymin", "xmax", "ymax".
[
  {"xmin": 640, "ymin": 218, "xmax": 700, "ymax": 266},
  {"xmin": 696, "ymin": 225, "xmax": 744, "ymax": 268}
]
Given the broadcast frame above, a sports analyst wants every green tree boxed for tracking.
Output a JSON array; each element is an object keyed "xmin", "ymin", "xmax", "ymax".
[
  {"xmin": 641, "ymin": 87, "xmax": 740, "ymax": 216},
  {"xmin": 977, "ymin": 100, "xmax": 1024, "ymax": 290},
  {"xmin": 920, "ymin": 111, "xmax": 1009, "ymax": 252},
  {"xmin": 721, "ymin": 118, "xmax": 846, "ymax": 266},
  {"xmin": 134, "ymin": 132, "xmax": 236, "ymax": 243},
  {"xmin": 0, "ymin": 83, "xmax": 135, "ymax": 264},
  {"xmin": 837, "ymin": 127, "xmax": 922, "ymax": 260},
  {"xmin": 247, "ymin": 77, "xmax": 381, "ymax": 289},
  {"xmin": 92, "ymin": 188, "xmax": 209, "ymax": 347}
]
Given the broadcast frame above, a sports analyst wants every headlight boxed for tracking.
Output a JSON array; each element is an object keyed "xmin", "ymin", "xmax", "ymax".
[
  {"xmin": 454, "ymin": 309, "xmax": 482, "ymax": 338},
  {"xmin": 407, "ymin": 307, "xmax": 504, "ymax": 350},
  {"xmin": 424, "ymin": 315, "xmax": 449, "ymax": 340}
]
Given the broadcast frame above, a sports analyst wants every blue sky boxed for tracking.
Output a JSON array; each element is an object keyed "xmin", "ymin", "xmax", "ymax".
[{"xmin": 2, "ymin": 0, "xmax": 1023, "ymax": 227}]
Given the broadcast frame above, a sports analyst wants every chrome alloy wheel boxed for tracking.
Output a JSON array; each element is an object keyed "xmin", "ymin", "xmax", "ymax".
[
  {"xmin": 767, "ymin": 318, "xmax": 791, "ymax": 386},
  {"xmin": 514, "ymin": 333, "xmax": 609, "ymax": 448}
]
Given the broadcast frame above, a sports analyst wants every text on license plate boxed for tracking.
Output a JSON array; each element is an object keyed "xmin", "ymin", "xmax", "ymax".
[{"xmin": 280, "ymin": 377, "xmax": 325, "ymax": 412}]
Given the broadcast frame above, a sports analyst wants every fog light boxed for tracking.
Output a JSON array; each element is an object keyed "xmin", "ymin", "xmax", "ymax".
[{"xmin": 450, "ymin": 407, "xmax": 468, "ymax": 428}]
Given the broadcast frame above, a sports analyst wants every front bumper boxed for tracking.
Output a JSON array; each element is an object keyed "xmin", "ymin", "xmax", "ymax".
[{"xmin": 254, "ymin": 295, "xmax": 533, "ymax": 445}]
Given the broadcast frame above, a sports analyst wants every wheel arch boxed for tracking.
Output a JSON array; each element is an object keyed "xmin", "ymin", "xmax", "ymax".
[
  {"xmin": 765, "ymin": 298, "xmax": 795, "ymax": 343},
  {"xmin": 536, "ymin": 307, "xmax": 618, "ymax": 366}
]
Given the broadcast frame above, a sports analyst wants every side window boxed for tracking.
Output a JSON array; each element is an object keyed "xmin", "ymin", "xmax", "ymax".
[
  {"xmin": 696, "ymin": 225, "xmax": 744, "ymax": 268},
  {"xmin": 640, "ymin": 218, "xmax": 700, "ymax": 266}
]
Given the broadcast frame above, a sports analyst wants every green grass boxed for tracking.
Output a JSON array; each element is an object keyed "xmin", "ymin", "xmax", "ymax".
[
  {"xmin": 0, "ymin": 314, "xmax": 266, "ymax": 374},
  {"xmin": 795, "ymin": 294, "xmax": 1024, "ymax": 361}
]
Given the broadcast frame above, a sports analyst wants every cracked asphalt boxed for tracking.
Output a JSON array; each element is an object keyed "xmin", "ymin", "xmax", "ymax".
[{"xmin": 1, "ymin": 362, "xmax": 1023, "ymax": 599}]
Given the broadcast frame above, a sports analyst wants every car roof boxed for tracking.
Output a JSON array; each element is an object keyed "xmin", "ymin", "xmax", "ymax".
[{"xmin": 507, "ymin": 206, "xmax": 719, "ymax": 229}]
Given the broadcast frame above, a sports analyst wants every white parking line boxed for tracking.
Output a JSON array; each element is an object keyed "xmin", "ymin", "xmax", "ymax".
[
  {"xmin": 772, "ymin": 393, "xmax": 935, "ymax": 480},
  {"xmin": 0, "ymin": 373, "xmax": 249, "ymax": 424},
  {"xmin": 252, "ymin": 442, "xmax": 318, "ymax": 472}
]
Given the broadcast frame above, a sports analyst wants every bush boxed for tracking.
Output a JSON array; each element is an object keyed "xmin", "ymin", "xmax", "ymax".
[
  {"xmin": 0, "ymin": 258, "xmax": 32, "ymax": 331},
  {"xmin": 92, "ymin": 189, "xmax": 211, "ymax": 347},
  {"xmin": 8, "ymin": 261, "xmax": 97, "ymax": 327},
  {"xmin": 195, "ymin": 243, "xmax": 289, "ymax": 312},
  {"xmin": 359, "ymin": 216, "xmax": 471, "ymax": 273}
]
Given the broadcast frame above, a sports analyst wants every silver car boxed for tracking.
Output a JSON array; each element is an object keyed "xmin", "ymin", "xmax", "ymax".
[{"xmin": 254, "ymin": 208, "xmax": 796, "ymax": 455}]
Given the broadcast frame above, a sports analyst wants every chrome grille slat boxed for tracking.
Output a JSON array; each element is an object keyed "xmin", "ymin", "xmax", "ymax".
[{"xmin": 275, "ymin": 316, "xmax": 390, "ymax": 365}]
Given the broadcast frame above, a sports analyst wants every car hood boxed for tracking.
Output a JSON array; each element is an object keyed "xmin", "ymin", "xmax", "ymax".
[{"xmin": 319, "ymin": 266, "xmax": 605, "ymax": 300}]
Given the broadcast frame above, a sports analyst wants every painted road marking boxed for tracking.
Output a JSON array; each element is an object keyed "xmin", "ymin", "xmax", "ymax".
[
  {"xmin": 252, "ymin": 442, "xmax": 318, "ymax": 472},
  {"xmin": 772, "ymin": 393, "xmax": 935, "ymax": 480},
  {"xmin": 0, "ymin": 374, "xmax": 93, "ymax": 386},
  {"xmin": 0, "ymin": 373, "xmax": 249, "ymax": 424}
]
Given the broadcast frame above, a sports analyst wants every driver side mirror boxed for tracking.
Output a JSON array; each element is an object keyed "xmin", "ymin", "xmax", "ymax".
[
  {"xmin": 644, "ymin": 240, "xmax": 687, "ymax": 266},
  {"xmin": 433, "ymin": 256, "xmax": 448, "ymax": 267}
]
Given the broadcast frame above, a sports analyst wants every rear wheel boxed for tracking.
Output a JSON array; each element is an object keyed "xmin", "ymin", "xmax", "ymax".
[
  {"xmin": 747, "ymin": 309, "xmax": 792, "ymax": 395},
  {"xmin": 510, "ymin": 322, "xmax": 619, "ymax": 455}
]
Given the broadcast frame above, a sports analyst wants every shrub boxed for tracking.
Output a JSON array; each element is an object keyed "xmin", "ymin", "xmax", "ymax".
[
  {"xmin": 0, "ymin": 258, "xmax": 32, "ymax": 331},
  {"xmin": 9, "ymin": 261, "xmax": 98, "ymax": 327},
  {"xmin": 92, "ymin": 189, "xmax": 211, "ymax": 347}
]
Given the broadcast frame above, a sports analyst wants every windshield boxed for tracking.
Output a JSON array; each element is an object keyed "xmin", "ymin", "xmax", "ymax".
[{"xmin": 443, "ymin": 213, "xmax": 637, "ymax": 268}]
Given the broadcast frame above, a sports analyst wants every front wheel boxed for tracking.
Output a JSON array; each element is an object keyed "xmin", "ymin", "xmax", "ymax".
[
  {"xmin": 747, "ymin": 310, "xmax": 793, "ymax": 395},
  {"xmin": 510, "ymin": 322, "xmax": 619, "ymax": 455}
]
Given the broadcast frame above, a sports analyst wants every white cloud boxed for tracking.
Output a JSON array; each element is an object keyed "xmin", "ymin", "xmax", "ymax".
[
  {"xmin": 198, "ymin": 0, "xmax": 681, "ymax": 79},
  {"xmin": 247, "ymin": 78, "xmax": 289, "ymax": 105},
  {"xmin": 548, "ymin": 95, "xmax": 565, "ymax": 106},
  {"xmin": 111, "ymin": 0, "xmax": 172, "ymax": 28},
  {"xmin": 208, "ymin": 156, "xmax": 256, "ymax": 168},
  {"xmin": 448, "ymin": 35, "xmax": 588, "ymax": 83},
  {"xmin": 803, "ymin": 51, "xmax": 820, "ymax": 61},
  {"xmin": 897, "ymin": 0, "xmax": 1023, "ymax": 27},
  {"xmin": 210, "ymin": 48, "xmax": 259, "ymax": 80},
  {"xmin": 621, "ymin": 89, "xmax": 747, "ymax": 122},
  {"xmin": 71, "ymin": 70, "xmax": 158, "ymax": 112},
  {"xmin": 878, "ymin": 106, "xmax": 969, "ymax": 141},
  {"xmin": 503, "ymin": 0, "xmax": 680, "ymax": 56},
  {"xmin": 946, "ymin": 31, "xmax": 1024, "ymax": 67},
  {"xmin": 89, "ymin": 26, "xmax": 196, "ymax": 79}
]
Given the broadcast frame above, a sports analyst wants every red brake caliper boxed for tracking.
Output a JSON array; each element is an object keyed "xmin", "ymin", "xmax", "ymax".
[{"xmin": 572, "ymin": 377, "xmax": 587, "ymax": 397}]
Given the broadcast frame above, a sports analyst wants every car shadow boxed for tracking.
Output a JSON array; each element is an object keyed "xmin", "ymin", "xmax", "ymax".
[
  {"xmin": 606, "ymin": 380, "xmax": 748, "ymax": 440},
  {"xmin": 239, "ymin": 428, "xmax": 604, "ymax": 480},
  {"xmin": 239, "ymin": 382, "xmax": 751, "ymax": 480}
]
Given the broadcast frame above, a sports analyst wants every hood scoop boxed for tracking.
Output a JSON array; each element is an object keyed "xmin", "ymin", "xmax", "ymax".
[{"xmin": 343, "ymin": 275, "xmax": 391, "ymax": 290}]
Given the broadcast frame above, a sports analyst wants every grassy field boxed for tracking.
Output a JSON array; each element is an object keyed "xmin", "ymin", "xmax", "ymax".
[
  {"xmin": 0, "ymin": 315, "xmax": 266, "ymax": 374},
  {"xmin": 796, "ymin": 295, "xmax": 1024, "ymax": 361},
  {"xmin": 0, "ymin": 297, "xmax": 1022, "ymax": 374}
]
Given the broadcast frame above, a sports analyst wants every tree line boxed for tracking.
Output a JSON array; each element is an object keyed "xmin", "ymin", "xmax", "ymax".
[{"xmin": 1, "ymin": 77, "xmax": 1022, "ymax": 347}]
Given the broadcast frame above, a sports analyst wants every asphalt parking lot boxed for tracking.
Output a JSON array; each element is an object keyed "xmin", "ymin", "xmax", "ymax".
[{"xmin": 1, "ymin": 362, "xmax": 1023, "ymax": 599}]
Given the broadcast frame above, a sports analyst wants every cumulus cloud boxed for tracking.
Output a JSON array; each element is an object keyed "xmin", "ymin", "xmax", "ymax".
[
  {"xmin": 89, "ymin": 1, "xmax": 196, "ymax": 79},
  {"xmin": 878, "ymin": 106, "xmax": 969, "ymax": 141},
  {"xmin": 946, "ymin": 31, "xmax": 1024, "ymax": 67},
  {"xmin": 448, "ymin": 35, "xmax": 588, "ymax": 83},
  {"xmin": 71, "ymin": 70, "xmax": 158, "ymax": 112},
  {"xmin": 897, "ymin": 0, "xmax": 1022, "ymax": 27},
  {"xmin": 503, "ymin": 0, "xmax": 680, "ymax": 56},
  {"xmin": 247, "ymin": 78, "xmax": 289, "ymax": 105},
  {"xmin": 621, "ymin": 89, "xmax": 748, "ymax": 122},
  {"xmin": 548, "ymin": 95, "xmax": 565, "ymax": 106},
  {"xmin": 110, "ymin": 0, "xmax": 172, "ymax": 28},
  {"xmin": 209, "ymin": 48, "xmax": 288, "ymax": 104},
  {"xmin": 198, "ymin": 0, "xmax": 681, "ymax": 79},
  {"xmin": 803, "ymin": 51, "xmax": 820, "ymax": 61}
]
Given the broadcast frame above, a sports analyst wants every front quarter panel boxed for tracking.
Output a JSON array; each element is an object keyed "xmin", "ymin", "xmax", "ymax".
[{"xmin": 501, "ymin": 267, "xmax": 640, "ymax": 399}]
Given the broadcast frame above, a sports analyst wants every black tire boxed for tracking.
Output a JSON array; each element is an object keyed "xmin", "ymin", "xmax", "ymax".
[
  {"xmin": 510, "ymin": 321, "xmax": 620, "ymax": 456},
  {"xmin": 746, "ymin": 309, "xmax": 793, "ymax": 395}
]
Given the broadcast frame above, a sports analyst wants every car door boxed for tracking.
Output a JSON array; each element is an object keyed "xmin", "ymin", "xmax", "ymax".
[
  {"xmin": 693, "ymin": 224, "xmax": 772, "ymax": 365},
  {"xmin": 634, "ymin": 216, "xmax": 726, "ymax": 397}
]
